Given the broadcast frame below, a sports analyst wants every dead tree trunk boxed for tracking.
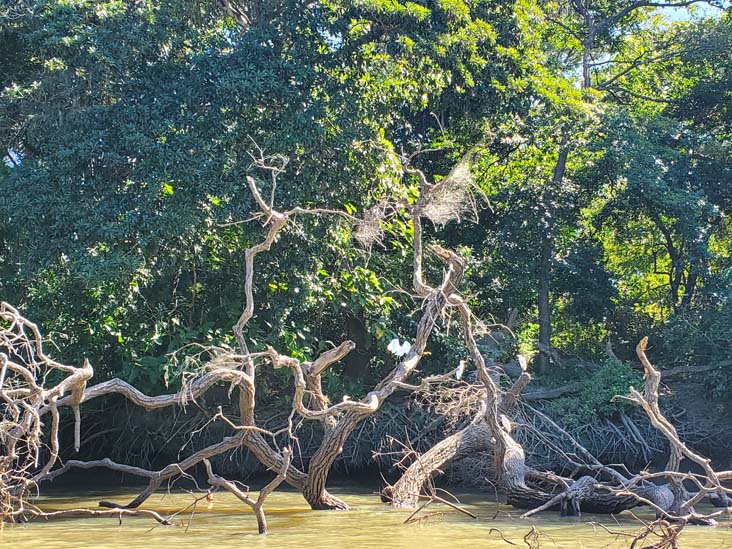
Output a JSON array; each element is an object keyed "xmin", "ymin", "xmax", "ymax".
[
  {"xmin": 384, "ymin": 421, "xmax": 492, "ymax": 508},
  {"xmin": 260, "ymin": 157, "xmax": 481, "ymax": 510},
  {"xmin": 388, "ymin": 335, "xmax": 732, "ymax": 522},
  {"xmin": 383, "ymin": 272, "xmax": 711, "ymax": 519},
  {"xmin": 273, "ymin": 237, "xmax": 465, "ymax": 509},
  {"xmin": 302, "ymin": 414, "xmax": 361, "ymax": 510}
]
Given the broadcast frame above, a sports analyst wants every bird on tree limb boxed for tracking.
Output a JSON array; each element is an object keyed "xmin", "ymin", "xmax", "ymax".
[
  {"xmin": 387, "ymin": 338, "xmax": 412, "ymax": 357},
  {"xmin": 455, "ymin": 360, "xmax": 466, "ymax": 380}
]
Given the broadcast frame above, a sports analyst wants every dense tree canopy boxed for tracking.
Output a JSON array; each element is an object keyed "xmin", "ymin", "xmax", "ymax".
[{"xmin": 1, "ymin": 0, "xmax": 731, "ymax": 424}]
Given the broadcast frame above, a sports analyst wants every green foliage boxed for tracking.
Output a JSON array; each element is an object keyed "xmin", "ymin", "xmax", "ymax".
[
  {"xmin": 2, "ymin": 0, "xmax": 732, "ymax": 416},
  {"xmin": 546, "ymin": 359, "xmax": 643, "ymax": 429},
  {"xmin": 0, "ymin": 0, "xmax": 525, "ymax": 394},
  {"xmin": 658, "ymin": 302, "xmax": 732, "ymax": 400}
]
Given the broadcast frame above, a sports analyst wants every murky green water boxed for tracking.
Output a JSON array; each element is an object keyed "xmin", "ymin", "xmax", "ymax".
[{"xmin": 3, "ymin": 488, "xmax": 731, "ymax": 548}]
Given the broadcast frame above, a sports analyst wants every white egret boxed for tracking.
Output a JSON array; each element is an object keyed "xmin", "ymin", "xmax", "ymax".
[
  {"xmin": 387, "ymin": 338, "xmax": 411, "ymax": 357},
  {"xmin": 455, "ymin": 360, "xmax": 466, "ymax": 380}
]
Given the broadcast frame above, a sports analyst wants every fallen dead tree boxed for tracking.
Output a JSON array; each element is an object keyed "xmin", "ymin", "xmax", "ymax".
[
  {"xmin": 0, "ymin": 167, "xmax": 356, "ymax": 523},
  {"xmin": 4, "ymin": 146, "xmax": 729, "ymax": 535},
  {"xmin": 0, "ymin": 149, "xmax": 492, "ymax": 524},
  {"xmin": 384, "ymin": 335, "xmax": 732, "ymax": 527},
  {"xmin": 0, "ymin": 300, "xmax": 290, "ymax": 532},
  {"xmin": 373, "ymin": 176, "xmax": 732, "ymax": 523}
]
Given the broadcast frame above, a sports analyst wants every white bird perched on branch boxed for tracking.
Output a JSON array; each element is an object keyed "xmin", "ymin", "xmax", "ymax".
[
  {"xmin": 387, "ymin": 338, "xmax": 411, "ymax": 357},
  {"xmin": 455, "ymin": 359, "xmax": 467, "ymax": 380}
]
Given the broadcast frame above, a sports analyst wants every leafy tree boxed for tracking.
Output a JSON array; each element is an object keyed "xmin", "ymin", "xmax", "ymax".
[{"xmin": 0, "ymin": 0, "xmax": 528, "ymax": 392}]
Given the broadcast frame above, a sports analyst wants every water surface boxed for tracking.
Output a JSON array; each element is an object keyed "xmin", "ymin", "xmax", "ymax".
[{"xmin": 3, "ymin": 488, "xmax": 730, "ymax": 548}]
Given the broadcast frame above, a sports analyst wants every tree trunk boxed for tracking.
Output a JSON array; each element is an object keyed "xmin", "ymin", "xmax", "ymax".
[
  {"xmin": 301, "ymin": 414, "xmax": 361, "ymax": 510},
  {"xmin": 581, "ymin": 14, "xmax": 596, "ymax": 89},
  {"xmin": 384, "ymin": 421, "xmax": 493, "ymax": 508},
  {"xmin": 537, "ymin": 234, "xmax": 552, "ymax": 374},
  {"xmin": 537, "ymin": 145, "xmax": 568, "ymax": 373},
  {"xmin": 680, "ymin": 271, "xmax": 698, "ymax": 308},
  {"xmin": 495, "ymin": 429, "xmax": 641, "ymax": 515},
  {"xmin": 385, "ymin": 412, "xmax": 644, "ymax": 515},
  {"xmin": 244, "ymin": 431, "xmax": 349, "ymax": 510},
  {"xmin": 582, "ymin": 42, "xmax": 593, "ymax": 88}
]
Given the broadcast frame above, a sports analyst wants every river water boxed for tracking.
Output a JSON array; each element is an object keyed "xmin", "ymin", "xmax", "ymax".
[{"xmin": 2, "ymin": 488, "xmax": 730, "ymax": 548}]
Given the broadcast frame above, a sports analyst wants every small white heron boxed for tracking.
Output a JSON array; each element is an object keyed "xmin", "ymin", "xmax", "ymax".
[
  {"xmin": 455, "ymin": 359, "xmax": 467, "ymax": 380},
  {"xmin": 387, "ymin": 338, "xmax": 412, "ymax": 357}
]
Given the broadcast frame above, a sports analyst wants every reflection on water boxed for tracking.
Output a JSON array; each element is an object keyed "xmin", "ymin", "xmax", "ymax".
[{"xmin": 3, "ymin": 488, "xmax": 730, "ymax": 548}]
